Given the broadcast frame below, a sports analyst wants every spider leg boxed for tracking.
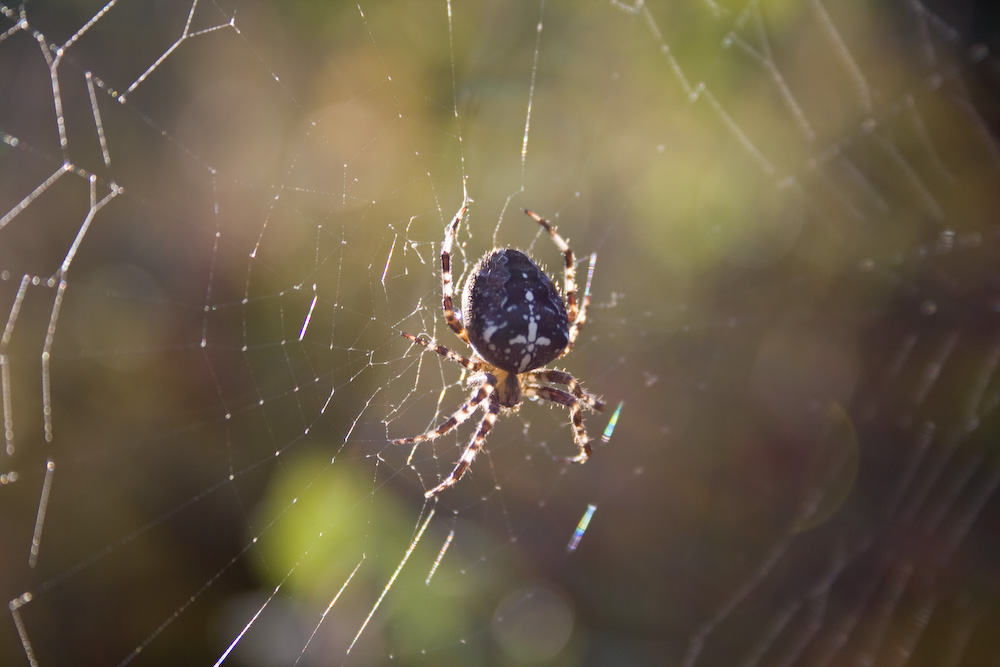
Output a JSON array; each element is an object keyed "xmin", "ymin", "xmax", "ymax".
[
  {"xmin": 425, "ymin": 390, "xmax": 501, "ymax": 498},
  {"xmin": 393, "ymin": 376, "xmax": 493, "ymax": 445},
  {"xmin": 522, "ymin": 384, "xmax": 593, "ymax": 464},
  {"xmin": 441, "ymin": 203, "xmax": 470, "ymax": 344},
  {"xmin": 527, "ymin": 369, "xmax": 606, "ymax": 413},
  {"xmin": 399, "ymin": 331, "xmax": 478, "ymax": 371},
  {"xmin": 563, "ymin": 253, "xmax": 595, "ymax": 354},
  {"xmin": 524, "ymin": 209, "xmax": 578, "ymax": 324}
]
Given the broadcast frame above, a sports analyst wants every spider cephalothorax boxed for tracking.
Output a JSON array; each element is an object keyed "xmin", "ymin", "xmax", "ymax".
[{"xmin": 395, "ymin": 205, "xmax": 604, "ymax": 498}]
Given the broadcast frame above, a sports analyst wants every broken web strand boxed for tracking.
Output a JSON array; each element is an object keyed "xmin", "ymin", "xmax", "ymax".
[
  {"xmin": 562, "ymin": 404, "xmax": 618, "ymax": 553},
  {"xmin": 520, "ymin": 1, "xmax": 546, "ymax": 184},
  {"xmin": 566, "ymin": 503, "xmax": 597, "ymax": 552},
  {"xmin": 1, "ymin": 273, "xmax": 30, "ymax": 458},
  {"xmin": 601, "ymin": 400, "xmax": 623, "ymax": 443},
  {"xmin": 8, "ymin": 592, "xmax": 37, "ymax": 667},
  {"xmin": 347, "ymin": 508, "xmax": 435, "ymax": 655},
  {"xmin": 426, "ymin": 529, "xmax": 455, "ymax": 585},
  {"xmin": 26, "ymin": 460, "xmax": 55, "ymax": 569},
  {"xmin": 446, "ymin": 0, "xmax": 469, "ymax": 183},
  {"xmin": 293, "ymin": 557, "xmax": 366, "ymax": 666}
]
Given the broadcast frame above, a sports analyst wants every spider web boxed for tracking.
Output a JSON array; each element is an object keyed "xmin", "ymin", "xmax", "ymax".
[{"xmin": 2, "ymin": 0, "xmax": 999, "ymax": 665}]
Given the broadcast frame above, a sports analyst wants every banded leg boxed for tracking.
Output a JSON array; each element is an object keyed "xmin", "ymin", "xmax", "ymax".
[
  {"xmin": 395, "ymin": 331, "xmax": 485, "ymax": 444},
  {"xmin": 441, "ymin": 204, "xmax": 469, "ymax": 343},
  {"xmin": 425, "ymin": 393, "xmax": 501, "ymax": 498},
  {"xmin": 524, "ymin": 209, "xmax": 578, "ymax": 324},
  {"xmin": 398, "ymin": 331, "xmax": 478, "ymax": 371},
  {"xmin": 523, "ymin": 385, "xmax": 592, "ymax": 463},
  {"xmin": 527, "ymin": 369, "xmax": 606, "ymax": 413},
  {"xmin": 564, "ymin": 253, "xmax": 596, "ymax": 352},
  {"xmin": 393, "ymin": 379, "xmax": 494, "ymax": 446}
]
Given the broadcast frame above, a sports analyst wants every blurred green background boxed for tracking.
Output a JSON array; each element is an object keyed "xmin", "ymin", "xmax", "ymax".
[{"xmin": 2, "ymin": 0, "xmax": 999, "ymax": 665}]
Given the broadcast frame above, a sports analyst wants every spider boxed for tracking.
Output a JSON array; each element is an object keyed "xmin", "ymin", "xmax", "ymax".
[{"xmin": 395, "ymin": 204, "xmax": 605, "ymax": 498}]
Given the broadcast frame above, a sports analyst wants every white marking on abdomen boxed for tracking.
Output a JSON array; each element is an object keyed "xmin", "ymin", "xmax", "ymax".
[{"xmin": 518, "ymin": 353, "xmax": 532, "ymax": 372}]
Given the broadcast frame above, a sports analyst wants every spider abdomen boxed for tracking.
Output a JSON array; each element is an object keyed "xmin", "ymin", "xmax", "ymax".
[{"xmin": 462, "ymin": 248, "xmax": 569, "ymax": 374}]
